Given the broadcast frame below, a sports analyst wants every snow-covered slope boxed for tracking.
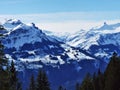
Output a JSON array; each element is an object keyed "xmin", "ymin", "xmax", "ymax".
[
  {"xmin": 67, "ymin": 22, "xmax": 120, "ymax": 62},
  {"xmin": 3, "ymin": 19, "xmax": 23, "ymax": 32},
  {"xmin": 66, "ymin": 29, "xmax": 88, "ymax": 48},
  {"xmin": 2, "ymin": 19, "xmax": 100, "ymax": 68},
  {"xmin": 1, "ymin": 19, "xmax": 107, "ymax": 90},
  {"xmin": 97, "ymin": 22, "xmax": 120, "ymax": 30}
]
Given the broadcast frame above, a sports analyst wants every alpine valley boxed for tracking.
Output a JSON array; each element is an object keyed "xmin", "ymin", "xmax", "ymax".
[{"xmin": 1, "ymin": 19, "xmax": 120, "ymax": 90}]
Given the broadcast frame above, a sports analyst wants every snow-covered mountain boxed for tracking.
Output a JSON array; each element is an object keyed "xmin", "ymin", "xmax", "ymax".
[
  {"xmin": 3, "ymin": 19, "xmax": 120, "ymax": 89},
  {"xmin": 3, "ymin": 19, "xmax": 95, "ymax": 66},
  {"xmin": 66, "ymin": 22, "xmax": 120, "ymax": 62},
  {"xmin": 1, "ymin": 19, "xmax": 105, "ymax": 90},
  {"xmin": 3, "ymin": 19, "xmax": 23, "ymax": 32}
]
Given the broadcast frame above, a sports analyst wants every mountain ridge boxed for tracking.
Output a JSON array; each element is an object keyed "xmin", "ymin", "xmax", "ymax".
[
  {"xmin": 2, "ymin": 19, "xmax": 117, "ymax": 90},
  {"xmin": 66, "ymin": 22, "xmax": 120, "ymax": 63}
]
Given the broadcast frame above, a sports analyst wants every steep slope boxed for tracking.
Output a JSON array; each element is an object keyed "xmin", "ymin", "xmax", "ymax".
[
  {"xmin": 67, "ymin": 22, "xmax": 120, "ymax": 62},
  {"xmin": 3, "ymin": 19, "xmax": 23, "ymax": 32},
  {"xmin": 1, "ymin": 19, "xmax": 105, "ymax": 90},
  {"xmin": 3, "ymin": 21, "xmax": 95, "ymax": 66}
]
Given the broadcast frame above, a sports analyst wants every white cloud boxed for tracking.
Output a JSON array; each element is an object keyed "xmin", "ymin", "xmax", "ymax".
[
  {"xmin": 0, "ymin": 12, "xmax": 120, "ymax": 33},
  {"xmin": 36, "ymin": 20, "xmax": 120, "ymax": 33}
]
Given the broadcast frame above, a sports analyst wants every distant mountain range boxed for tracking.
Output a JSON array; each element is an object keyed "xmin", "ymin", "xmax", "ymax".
[
  {"xmin": 2, "ymin": 19, "xmax": 120, "ymax": 90},
  {"xmin": 66, "ymin": 22, "xmax": 120, "ymax": 63}
]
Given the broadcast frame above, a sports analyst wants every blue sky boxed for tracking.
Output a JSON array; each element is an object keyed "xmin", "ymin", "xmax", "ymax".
[
  {"xmin": 0, "ymin": 0, "xmax": 120, "ymax": 32},
  {"xmin": 1, "ymin": 0, "xmax": 120, "ymax": 14}
]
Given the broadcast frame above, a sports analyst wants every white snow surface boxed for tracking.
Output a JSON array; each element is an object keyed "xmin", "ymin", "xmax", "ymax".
[
  {"xmin": 2, "ymin": 19, "xmax": 107, "ymax": 70},
  {"xmin": 3, "ymin": 19, "xmax": 23, "ymax": 32},
  {"xmin": 3, "ymin": 22, "xmax": 48, "ymax": 50},
  {"xmin": 67, "ymin": 22, "xmax": 120, "ymax": 50}
]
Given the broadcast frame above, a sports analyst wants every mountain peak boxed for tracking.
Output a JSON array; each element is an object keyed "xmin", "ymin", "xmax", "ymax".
[
  {"xmin": 3, "ymin": 19, "xmax": 23, "ymax": 32},
  {"xmin": 97, "ymin": 22, "xmax": 120, "ymax": 30},
  {"xmin": 5, "ymin": 19, "xmax": 22, "ymax": 25},
  {"xmin": 104, "ymin": 22, "xmax": 107, "ymax": 25},
  {"xmin": 28, "ymin": 22, "xmax": 39, "ymax": 29}
]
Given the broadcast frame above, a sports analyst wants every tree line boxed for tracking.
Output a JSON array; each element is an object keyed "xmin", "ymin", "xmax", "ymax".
[
  {"xmin": 28, "ymin": 70, "xmax": 50, "ymax": 90},
  {"xmin": 76, "ymin": 52, "xmax": 120, "ymax": 90}
]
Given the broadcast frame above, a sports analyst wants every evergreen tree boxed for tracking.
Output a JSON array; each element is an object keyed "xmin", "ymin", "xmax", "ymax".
[
  {"xmin": 28, "ymin": 74, "xmax": 36, "ymax": 90},
  {"xmin": 97, "ymin": 69, "xmax": 104, "ymax": 90},
  {"xmin": 92, "ymin": 69, "xmax": 104, "ymax": 90},
  {"xmin": 42, "ymin": 71, "xmax": 50, "ymax": 90},
  {"xmin": 79, "ymin": 52, "xmax": 120, "ymax": 90},
  {"xmin": 80, "ymin": 73, "xmax": 94, "ymax": 90},
  {"xmin": 0, "ymin": 25, "xmax": 22, "ymax": 90},
  {"xmin": 0, "ymin": 25, "xmax": 10, "ymax": 90},
  {"xmin": 9, "ymin": 60, "xmax": 21, "ymax": 90},
  {"xmin": 36, "ymin": 70, "xmax": 50, "ymax": 90},
  {"xmin": 93, "ymin": 72, "xmax": 100, "ymax": 90},
  {"xmin": 92, "ymin": 72, "xmax": 96, "ymax": 90},
  {"xmin": 104, "ymin": 52, "xmax": 120, "ymax": 90},
  {"xmin": 36, "ymin": 70, "xmax": 43, "ymax": 90}
]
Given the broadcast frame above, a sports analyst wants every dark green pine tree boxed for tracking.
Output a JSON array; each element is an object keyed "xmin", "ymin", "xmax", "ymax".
[
  {"xmin": 93, "ymin": 72, "xmax": 100, "ymax": 90},
  {"xmin": 93, "ymin": 69, "xmax": 104, "ymax": 90},
  {"xmin": 92, "ymin": 72, "xmax": 96, "ymax": 90},
  {"xmin": 0, "ymin": 25, "xmax": 22, "ymax": 90},
  {"xmin": 42, "ymin": 71, "xmax": 50, "ymax": 90},
  {"xmin": 36, "ymin": 70, "xmax": 50, "ymax": 90},
  {"xmin": 80, "ymin": 73, "xmax": 94, "ymax": 90},
  {"xmin": 104, "ymin": 52, "xmax": 120, "ymax": 90},
  {"xmin": 36, "ymin": 70, "xmax": 43, "ymax": 90},
  {"xmin": 28, "ymin": 74, "xmax": 36, "ymax": 90},
  {"xmin": 10, "ymin": 60, "xmax": 17, "ymax": 90},
  {"xmin": 0, "ymin": 25, "xmax": 10, "ymax": 90},
  {"xmin": 97, "ymin": 69, "xmax": 104, "ymax": 90}
]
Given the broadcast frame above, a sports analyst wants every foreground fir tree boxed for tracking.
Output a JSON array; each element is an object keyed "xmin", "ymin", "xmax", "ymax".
[
  {"xmin": 79, "ymin": 73, "xmax": 94, "ymax": 90},
  {"xmin": 36, "ymin": 70, "xmax": 50, "ymax": 90},
  {"xmin": 0, "ymin": 25, "xmax": 10, "ymax": 90},
  {"xmin": 0, "ymin": 25, "xmax": 22, "ymax": 90},
  {"xmin": 9, "ymin": 60, "xmax": 22, "ymax": 90},
  {"xmin": 79, "ymin": 52, "xmax": 120, "ymax": 90},
  {"xmin": 36, "ymin": 70, "xmax": 43, "ymax": 90},
  {"xmin": 104, "ymin": 52, "xmax": 120, "ymax": 90},
  {"xmin": 28, "ymin": 74, "xmax": 36, "ymax": 90},
  {"xmin": 92, "ymin": 69, "xmax": 104, "ymax": 90},
  {"xmin": 42, "ymin": 71, "xmax": 50, "ymax": 90},
  {"xmin": 10, "ymin": 60, "xmax": 17, "ymax": 90}
]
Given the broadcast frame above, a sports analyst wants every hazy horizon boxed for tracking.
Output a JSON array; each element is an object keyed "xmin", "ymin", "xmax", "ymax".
[{"xmin": 0, "ymin": 0, "xmax": 120, "ymax": 33}]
